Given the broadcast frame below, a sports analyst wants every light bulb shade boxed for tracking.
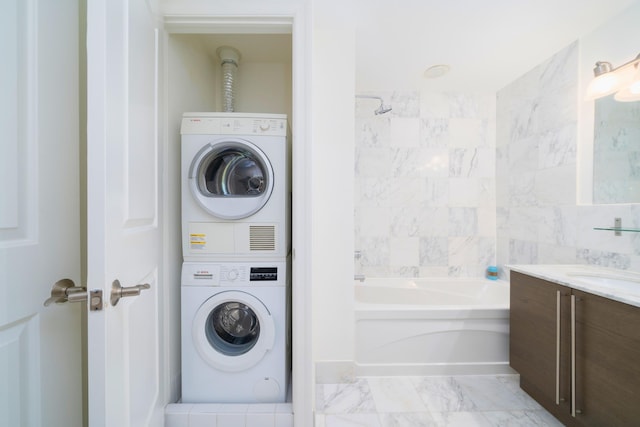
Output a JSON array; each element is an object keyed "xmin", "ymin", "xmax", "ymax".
[
  {"xmin": 614, "ymin": 68, "xmax": 640, "ymax": 102},
  {"xmin": 585, "ymin": 72, "xmax": 625, "ymax": 100},
  {"xmin": 586, "ymin": 59, "xmax": 639, "ymax": 101}
]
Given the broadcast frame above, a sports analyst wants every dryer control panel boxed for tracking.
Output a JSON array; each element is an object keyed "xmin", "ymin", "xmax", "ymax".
[
  {"xmin": 181, "ymin": 113, "xmax": 287, "ymax": 137},
  {"xmin": 181, "ymin": 261, "xmax": 287, "ymax": 287}
]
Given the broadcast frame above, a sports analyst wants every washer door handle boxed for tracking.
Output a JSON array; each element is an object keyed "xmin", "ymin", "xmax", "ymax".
[{"xmin": 110, "ymin": 280, "xmax": 151, "ymax": 306}]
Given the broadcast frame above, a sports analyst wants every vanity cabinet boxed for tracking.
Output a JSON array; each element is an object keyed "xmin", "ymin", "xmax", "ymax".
[
  {"xmin": 510, "ymin": 272, "xmax": 573, "ymax": 425},
  {"xmin": 573, "ymin": 289, "xmax": 640, "ymax": 426},
  {"xmin": 510, "ymin": 271, "xmax": 640, "ymax": 426}
]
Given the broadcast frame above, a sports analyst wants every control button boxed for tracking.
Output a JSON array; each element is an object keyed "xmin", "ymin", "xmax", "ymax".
[
  {"xmin": 227, "ymin": 269, "xmax": 239, "ymax": 281},
  {"xmin": 259, "ymin": 121, "xmax": 270, "ymax": 131}
]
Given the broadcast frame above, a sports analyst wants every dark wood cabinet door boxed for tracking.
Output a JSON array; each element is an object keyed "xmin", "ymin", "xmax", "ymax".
[
  {"xmin": 574, "ymin": 290, "xmax": 640, "ymax": 426},
  {"xmin": 510, "ymin": 272, "xmax": 573, "ymax": 423}
]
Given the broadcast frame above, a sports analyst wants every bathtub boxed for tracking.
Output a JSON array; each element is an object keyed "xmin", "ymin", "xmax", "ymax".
[{"xmin": 354, "ymin": 277, "xmax": 513, "ymax": 376}]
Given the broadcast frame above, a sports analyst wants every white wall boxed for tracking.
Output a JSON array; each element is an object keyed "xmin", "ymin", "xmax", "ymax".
[
  {"xmin": 311, "ymin": 27, "xmax": 356, "ymax": 364},
  {"xmin": 232, "ymin": 62, "xmax": 292, "ymax": 117}
]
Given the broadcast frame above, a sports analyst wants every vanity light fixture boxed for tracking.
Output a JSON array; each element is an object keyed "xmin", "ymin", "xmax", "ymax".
[
  {"xmin": 585, "ymin": 53, "xmax": 640, "ymax": 102},
  {"xmin": 614, "ymin": 66, "xmax": 640, "ymax": 101}
]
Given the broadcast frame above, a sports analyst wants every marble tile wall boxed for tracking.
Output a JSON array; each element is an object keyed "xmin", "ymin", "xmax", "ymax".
[
  {"xmin": 354, "ymin": 92, "xmax": 497, "ymax": 278},
  {"xmin": 496, "ymin": 40, "xmax": 640, "ymax": 274},
  {"xmin": 356, "ymin": 40, "xmax": 640, "ymax": 279}
]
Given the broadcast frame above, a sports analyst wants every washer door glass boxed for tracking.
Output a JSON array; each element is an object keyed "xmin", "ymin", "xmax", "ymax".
[
  {"xmin": 192, "ymin": 290, "xmax": 275, "ymax": 372},
  {"xmin": 189, "ymin": 140, "xmax": 274, "ymax": 220},
  {"xmin": 206, "ymin": 301, "xmax": 260, "ymax": 356}
]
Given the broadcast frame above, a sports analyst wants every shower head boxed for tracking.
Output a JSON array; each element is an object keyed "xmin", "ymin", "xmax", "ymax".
[
  {"xmin": 374, "ymin": 104, "xmax": 393, "ymax": 115},
  {"xmin": 356, "ymin": 94, "xmax": 393, "ymax": 115}
]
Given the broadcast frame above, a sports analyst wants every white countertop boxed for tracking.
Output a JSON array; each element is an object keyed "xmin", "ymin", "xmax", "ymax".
[{"xmin": 507, "ymin": 264, "xmax": 640, "ymax": 308}]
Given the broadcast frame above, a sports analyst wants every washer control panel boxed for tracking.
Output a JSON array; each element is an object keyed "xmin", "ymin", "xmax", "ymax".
[
  {"xmin": 250, "ymin": 267, "xmax": 278, "ymax": 281},
  {"xmin": 181, "ymin": 261, "xmax": 286, "ymax": 287}
]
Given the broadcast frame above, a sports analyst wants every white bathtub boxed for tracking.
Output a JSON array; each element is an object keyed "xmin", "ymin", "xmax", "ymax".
[{"xmin": 354, "ymin": 277, "xmax": 512, "ymax": 376}]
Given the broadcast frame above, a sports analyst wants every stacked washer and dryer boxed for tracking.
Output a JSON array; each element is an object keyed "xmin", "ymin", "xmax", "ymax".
[{"xmin": 180, "ymin": 112, "xmax": 291, "ymax": 403}]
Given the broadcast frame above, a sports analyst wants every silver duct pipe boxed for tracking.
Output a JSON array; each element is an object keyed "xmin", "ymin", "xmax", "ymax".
[{"xmin": 216, "ymin": 46, "xmax": 241, "ymax": 112}]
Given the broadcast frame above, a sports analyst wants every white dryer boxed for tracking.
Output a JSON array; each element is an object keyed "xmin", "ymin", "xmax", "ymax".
[
  {"xmin": 181, "ymin": 261, "xmax": 290, "ymax": 403},
  {"xmin": 181, "ymin": 113, "xmax": 290, "ymax": 261}
]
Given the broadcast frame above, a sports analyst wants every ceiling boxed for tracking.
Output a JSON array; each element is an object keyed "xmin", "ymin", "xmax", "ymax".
[{"xmin": 348, "ymin": 0, "xmax": 639, "ymax": 92}]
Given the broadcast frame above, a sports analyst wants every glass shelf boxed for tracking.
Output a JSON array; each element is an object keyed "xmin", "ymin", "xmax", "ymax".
[{"xmin": 593, "ymin": 227, "xmax": 640, "ymax": 233}]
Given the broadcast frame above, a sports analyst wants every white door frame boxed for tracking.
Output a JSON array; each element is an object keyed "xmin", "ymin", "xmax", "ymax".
[{"xmin": 162, "ymin": 8, "xmax": 314, "ymax": 426}]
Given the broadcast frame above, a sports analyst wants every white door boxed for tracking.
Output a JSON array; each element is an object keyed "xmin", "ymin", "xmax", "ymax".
[
  {"xmin": 86, "ymin": 0, "xmax": 164, "ymax": 425},
  {"xmin": 0, "ymin": 0, "xmax": 83, "ymax": 426}
]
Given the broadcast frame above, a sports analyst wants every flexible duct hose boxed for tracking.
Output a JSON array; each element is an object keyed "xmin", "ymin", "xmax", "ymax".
[
  {"xmin": 217, "ymin": 46, "xmax": 241, "ymax": 112},
  {"xmin": 221, "ymin": 59, "xmax": 237, "ymax": 112}
]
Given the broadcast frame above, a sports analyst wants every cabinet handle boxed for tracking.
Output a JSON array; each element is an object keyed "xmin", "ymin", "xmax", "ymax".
[
  {"xmin": 556, "ymin": 290, "xmax": 561, "ymax": 405},
  {"xmin": 571, "ymin": 294, "xmax": 576, "ymax": 417}
]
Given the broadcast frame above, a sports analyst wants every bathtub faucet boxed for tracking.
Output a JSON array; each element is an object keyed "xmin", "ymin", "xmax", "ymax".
[{"xmin": 354, "ymin": 274, "xmax": 365, "ymax": 282}]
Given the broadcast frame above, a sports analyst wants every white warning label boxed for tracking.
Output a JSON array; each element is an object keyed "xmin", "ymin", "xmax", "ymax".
[{"xmin": 190, "ymin": 233, "xmax": 206, "ymax": 250}]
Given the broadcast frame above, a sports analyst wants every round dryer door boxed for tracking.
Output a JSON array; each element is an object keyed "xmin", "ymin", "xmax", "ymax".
[
  {"xmin": 192, "ymin": 290, "xmax": 275, "ymax": 372},
  {"xmin": 189, "ymin": 139, "xmax": 274, "ymax": 219}
]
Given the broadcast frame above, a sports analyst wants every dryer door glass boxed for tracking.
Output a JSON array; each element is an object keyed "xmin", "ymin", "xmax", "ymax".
[
  {"xmin": 189, "ymin": 140, "xmax": 275, "ymax": 220},
  {"xmin": 198, "ymin": 145, "xmax": 269, "ymax": 197},
  {"xmin": 205, "ymin": 301, "xmax": 260, "ymax": 356}
]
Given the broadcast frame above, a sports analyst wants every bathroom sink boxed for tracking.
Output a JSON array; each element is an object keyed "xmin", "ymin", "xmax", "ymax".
[{"xmin": 566, "ymin": 272, "xmax": 640, "ymax": 294}]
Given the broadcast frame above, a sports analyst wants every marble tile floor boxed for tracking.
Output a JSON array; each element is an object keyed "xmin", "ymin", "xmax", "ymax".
[{"xmin": 315, "ymin": 374, "xmax": 564, "ymax": 427}]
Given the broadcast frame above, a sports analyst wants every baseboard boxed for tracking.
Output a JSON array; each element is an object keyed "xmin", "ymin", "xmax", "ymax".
[
  {"xmin": 354, "ymin": 361, "xmax": 517, "ymax": 377},
  {"xmin": 314, "ymin": 360, "xmax": 356, "ymax": 384}
]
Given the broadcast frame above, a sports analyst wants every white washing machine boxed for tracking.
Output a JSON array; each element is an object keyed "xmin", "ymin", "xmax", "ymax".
[
  {"xmin": 181, "ymin": 112, "xmax": 290, "ymax": 261},
  {"xmin": 181, "ymin": 260, "xmax": 290, "ymax": 403}
]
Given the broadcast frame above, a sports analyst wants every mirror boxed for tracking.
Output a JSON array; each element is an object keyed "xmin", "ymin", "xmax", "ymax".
[
  {"xmin": 592, "ymin": 95, "xmax": 640, "ymax": 204},
  {"xmin": 578, "ymin": 2, "xmax": 640, "ymax": 204}
]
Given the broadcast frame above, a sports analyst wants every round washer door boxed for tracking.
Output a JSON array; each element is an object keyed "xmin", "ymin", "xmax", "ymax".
[
  {"xmin": 189, "ymin": 139, "xmax": 274, "ymax": 220},
  {"xmin": 192, "ymin": 290, "xmax": 275, "ymax": 372}
]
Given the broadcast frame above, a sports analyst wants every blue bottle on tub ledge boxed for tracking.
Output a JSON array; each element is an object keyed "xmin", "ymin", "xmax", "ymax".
[{"xmin": 486, "ymin": 265, "xmax": 498, "ymax": 280}]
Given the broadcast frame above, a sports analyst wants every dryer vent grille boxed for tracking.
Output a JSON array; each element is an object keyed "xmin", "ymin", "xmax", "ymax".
[{"xmin": 249, "ymin": 225, "xmax": 276, "ymax": 251}]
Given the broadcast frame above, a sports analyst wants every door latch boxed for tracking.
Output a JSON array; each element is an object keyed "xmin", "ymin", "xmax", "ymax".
[{"xmin": 89, "ymin": 290, "xmax": 103, "ymax": 311}]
